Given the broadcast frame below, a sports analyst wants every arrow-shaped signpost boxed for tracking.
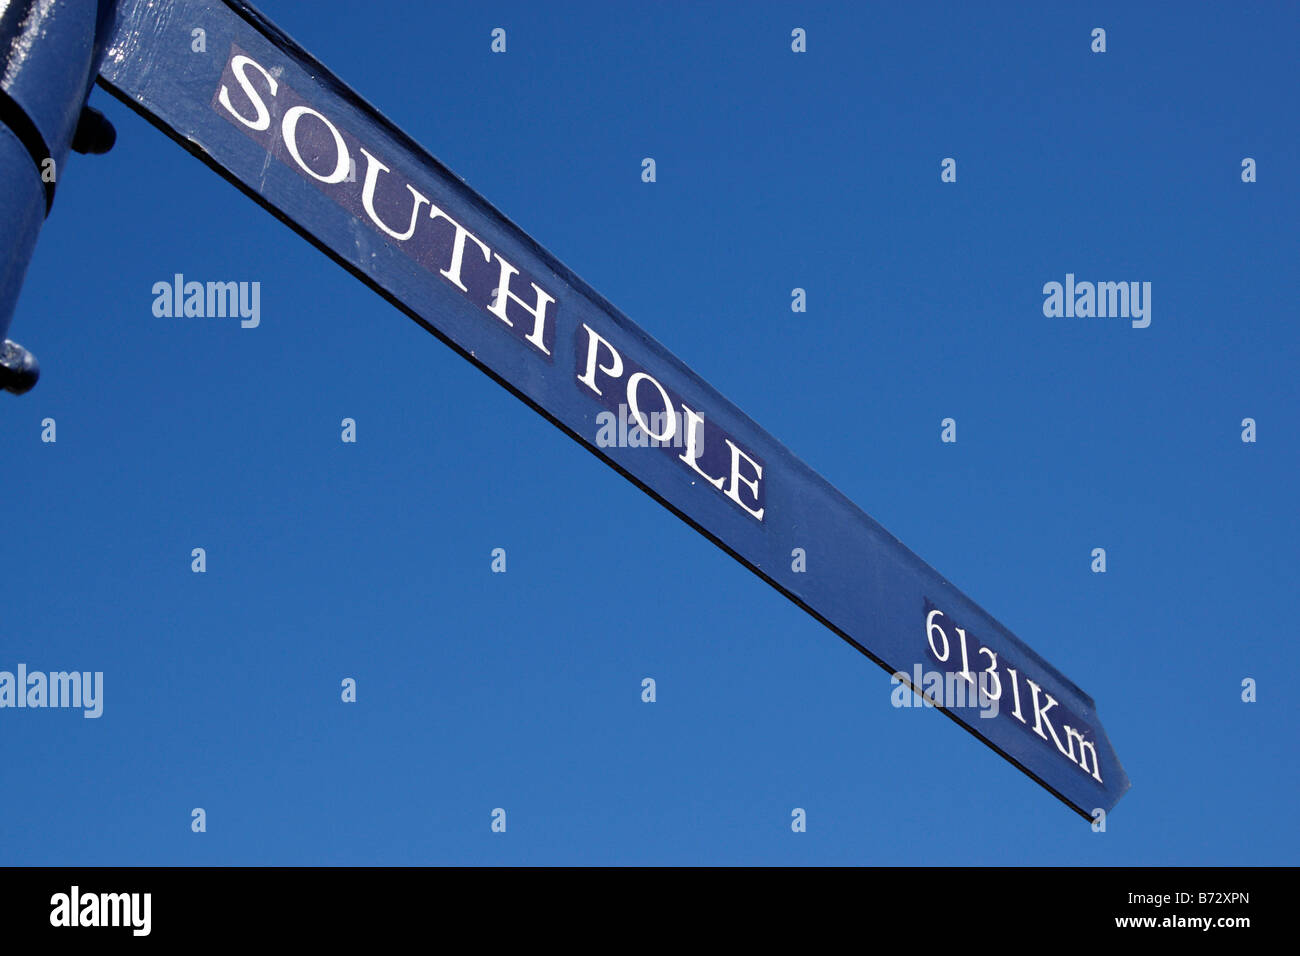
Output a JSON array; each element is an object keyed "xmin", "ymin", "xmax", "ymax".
[{"xmin": 3, "ymin": 0, "xmax": 1129, "ymax": 819}]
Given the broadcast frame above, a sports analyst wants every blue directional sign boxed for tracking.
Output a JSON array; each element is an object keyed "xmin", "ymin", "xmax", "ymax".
[{"xmin": 96, "ymin": 0, "xmax": 1129, "ymax": 817}]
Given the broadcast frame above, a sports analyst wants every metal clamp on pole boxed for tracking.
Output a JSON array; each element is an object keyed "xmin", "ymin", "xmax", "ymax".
[
  {"xmin": 0, "ymin": 0, "xmax": 119, "ymax": 395},
  {"xmin": 0, "ymin": 338, "xmax": 39, "ymax": 394}
]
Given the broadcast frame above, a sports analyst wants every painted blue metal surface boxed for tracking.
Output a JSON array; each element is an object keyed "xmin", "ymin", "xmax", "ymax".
[
  {"xmin": 96, "ymin": 0, "xmax": 1129, "ymax": 817},
  {"xmin": 0, "ymin": 122, "xmax": 43, "ymax": 345},
  {"xmin": 0, "ymin": 0, "xmax": 118, "ymax": 348}
]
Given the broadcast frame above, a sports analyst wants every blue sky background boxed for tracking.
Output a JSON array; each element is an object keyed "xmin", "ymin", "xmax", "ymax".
[{"xmin": 2, "ymin": 0, "xmax": 1296, "ymax": 864}]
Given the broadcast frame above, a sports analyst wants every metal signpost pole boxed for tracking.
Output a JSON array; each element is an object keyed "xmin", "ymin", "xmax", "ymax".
[{"xmin": 0, "ymin": 0, "xmax": 117, "ymax": 394}]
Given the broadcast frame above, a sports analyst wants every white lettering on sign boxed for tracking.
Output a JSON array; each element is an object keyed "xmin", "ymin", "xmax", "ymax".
[
  {"xmin": 214, "ymin": 47, "xmax": 555, "ymax": 360},
  {"xmin": 214, "ymin": 45, "xmax": 767, "ymax": 522},
  {"xmin": 924, "ymin": 605, "xmax": 1103, "ymax": 783},
  {"xmin": 576, "ymin": 324, "xmax": 765, "ymax": 520}
]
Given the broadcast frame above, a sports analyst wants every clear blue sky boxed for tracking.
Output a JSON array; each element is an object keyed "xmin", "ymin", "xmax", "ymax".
[{"xmin": 2, "ymin": 0, "xmax": 1296, "ymax": 864}]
